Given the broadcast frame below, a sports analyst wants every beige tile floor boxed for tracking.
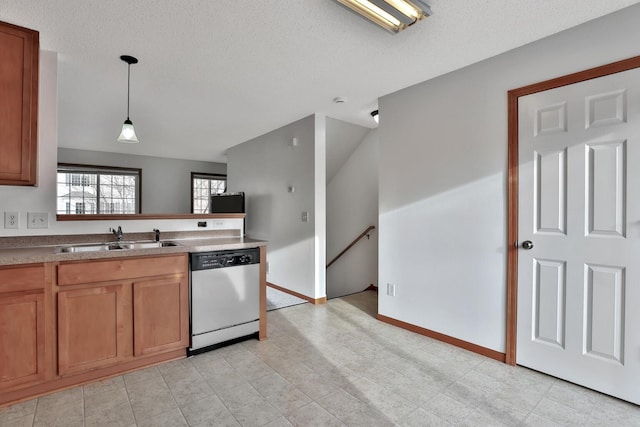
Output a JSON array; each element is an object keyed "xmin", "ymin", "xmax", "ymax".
[{"xmin": 1, "ymin": 290, "xmax": 639, "ymax": 426}]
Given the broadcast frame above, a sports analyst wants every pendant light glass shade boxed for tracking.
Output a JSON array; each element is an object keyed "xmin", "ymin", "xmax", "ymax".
[
  {"xmin": 117, "ymin": 55, "xmax": 140, "ymax": 143},
  {"xmin": 117, "ymin": 118, "xmax": 139, "ymax": 143}
]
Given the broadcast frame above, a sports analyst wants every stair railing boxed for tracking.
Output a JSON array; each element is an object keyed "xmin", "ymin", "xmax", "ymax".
[{"xmin": 326, "ymin": 225, "xmax": 375, "ymax": 269}]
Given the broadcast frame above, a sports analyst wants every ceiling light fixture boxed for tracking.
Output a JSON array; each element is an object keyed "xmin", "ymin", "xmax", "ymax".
[
  {"xmin": 371, "ymin": 110, "xmax": 379, "ymax": 123},
  {"xmin": 336, "ymin": 0, "xmax": 432, "ymax": 33},
  {"xmin": 117, "ymin": 55, "xmax": 140, "ymax": 143}
]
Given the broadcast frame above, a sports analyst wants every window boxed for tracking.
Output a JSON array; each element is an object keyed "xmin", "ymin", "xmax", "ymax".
[
  {"xmin": 192, "ymin": 173, "xmax": 226, "ymax": 213},
  {"xmin": 57, "ymin": 164, "xmax": 141, "ymax": 215}
]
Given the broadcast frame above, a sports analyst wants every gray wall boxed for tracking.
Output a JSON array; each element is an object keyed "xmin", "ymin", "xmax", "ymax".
[
  {"xmin": 227, "ymin": 115, "xmax": 326, "ymax": 299},
  {"xmin": 326, "ymin": 129, "xmax": 378, "ymax": 299},
  {"xmin": 378, "ymin": 4, "xmax": 640, "ymax": 353},
  {"xmin": 58, "ymin": 148, "xmax": 226, "ymax": 214}
]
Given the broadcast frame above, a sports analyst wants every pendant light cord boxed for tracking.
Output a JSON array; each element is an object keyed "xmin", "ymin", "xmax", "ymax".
[{"xmin": 126, "ymin": 63, "xmax": 131, "ymax": 120}]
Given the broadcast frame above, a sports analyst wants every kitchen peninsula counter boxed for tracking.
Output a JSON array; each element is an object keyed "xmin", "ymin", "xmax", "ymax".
[
  {"xmin": 0, "ymin": 230, "xmax": 268, "ymax": 407},
  {"xmin": 0, "ymin": 232, "xmax": 267, "ymax": 266}
]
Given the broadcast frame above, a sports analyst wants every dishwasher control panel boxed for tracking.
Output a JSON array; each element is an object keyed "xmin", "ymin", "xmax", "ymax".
[{"xmin": 191, "ymin": 248, "xmax": 260, "ymax": 271}]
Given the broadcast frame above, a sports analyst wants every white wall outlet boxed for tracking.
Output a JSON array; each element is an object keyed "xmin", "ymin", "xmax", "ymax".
[
  {"xmin": 387, "ymin": 283, "xmax": 396, "ymax": 296},
  {"xmin": 301, "ymin": 211, "xmax": 308, "ymax": 222},
  {"xmin": 4, "ymin": 212, "xmax": 19, "ymax": 229},
  {"xmin": 27, "ymin": 212, "xmax": 49, "ymax": 229}
]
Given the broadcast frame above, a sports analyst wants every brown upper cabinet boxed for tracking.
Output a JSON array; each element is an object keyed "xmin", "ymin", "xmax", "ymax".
[{"xmin": 0, "ymin": 21, "xmax": 39, "ymax": 186}]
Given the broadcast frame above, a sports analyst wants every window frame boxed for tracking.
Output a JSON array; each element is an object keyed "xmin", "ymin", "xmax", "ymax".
[
  {"xmin": 191, "ymin": 172, "xmax": 227, "ymax": 214},
  {"xmin": 57, "ymin": 163, "xmax": 142, "ymax": 216}
]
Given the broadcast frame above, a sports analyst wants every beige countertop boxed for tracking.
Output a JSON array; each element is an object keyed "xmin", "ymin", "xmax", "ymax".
[{"xmin": 0, "ymin": 235, "xmax": 267, "ymax": 266}]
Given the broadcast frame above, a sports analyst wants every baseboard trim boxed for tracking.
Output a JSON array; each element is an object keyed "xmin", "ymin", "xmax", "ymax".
[
  {"xmin": 376, "ymin": 314, "xmax": 506, "ymax": 363},
  {"xmin": 0, "ymin": 349, "xmax": 186, "ymax": 408},
  {"xmin": 267, "ymin": 282, "xmax": 326, "ymax": 305}
]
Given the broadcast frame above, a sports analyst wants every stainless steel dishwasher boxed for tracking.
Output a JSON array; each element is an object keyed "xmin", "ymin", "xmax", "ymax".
[{"xmin": 189, "ymin": 247, "xmax": 260, "ymax": 354}]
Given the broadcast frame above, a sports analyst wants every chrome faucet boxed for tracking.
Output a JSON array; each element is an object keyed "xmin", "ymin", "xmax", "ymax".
[
  {"xmin": 111, "ymin": 226, "xmax": 123, "ymax": 241},
  {"xmin": 153, "ymin": 228, "xmax": 160, "ymax": 242}
]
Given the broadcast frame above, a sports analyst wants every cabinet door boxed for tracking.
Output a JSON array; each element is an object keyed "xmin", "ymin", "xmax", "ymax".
[
  {"xmin": 133, "ymin": 277, "xmax": 188, "ymax": 356},
  {"xmin": 58, "ymin": 285, "xmax": 126, "ymax": 376},
  {"xmin": 0, "ymin": 21, "xmax": 39, "ymax": 186},
  {"xmin": 0, "ymin": 292, "xmax": 45, "ymax": 389}
]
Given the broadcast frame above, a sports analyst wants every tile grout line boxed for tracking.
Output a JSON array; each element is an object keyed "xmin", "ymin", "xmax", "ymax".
[
  {"xmin": 156, "ymin": 368, "xmax": 189, "ymax": 426},
  {"xmin": 81, "ymin": 385, "xmax": 86, "ymax": 427},
  {"xmin": 31, "ymin": 396, "xmax": 39, "ymax": 427},
  {"xmin": 524, "ymin": 379, "xmax": 557, "ymax": 426},
  {"xmin": 123, "ymin": 374, "xmax": 141, "ymax": 426},
  {"xmin": 190, "ymin": 356, "xmax": 245, "ymax": 427}
]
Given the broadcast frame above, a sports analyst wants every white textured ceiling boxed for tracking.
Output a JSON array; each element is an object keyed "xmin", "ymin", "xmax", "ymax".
[{"xmin": 2, "ymin": 0, "xmax": 639, "ymax": 162}]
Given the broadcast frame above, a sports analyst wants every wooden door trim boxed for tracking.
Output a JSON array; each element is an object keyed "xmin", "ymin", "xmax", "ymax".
[{"xmin": 506, "ymin": 55, "xmax": 640, "ymax": 365}]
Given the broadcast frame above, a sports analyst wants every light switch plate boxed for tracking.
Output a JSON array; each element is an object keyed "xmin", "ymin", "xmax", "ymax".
[
  {"xmin": 387, "ymin": 283, "xmax": 396, "ymax": 296},
  {"xmin": 4, "ymin": 212, "xmax": 19, "ymax": 229},
  {"xmin": 27, "ymin": 212, "xmax": 49, "ymax": 229}
]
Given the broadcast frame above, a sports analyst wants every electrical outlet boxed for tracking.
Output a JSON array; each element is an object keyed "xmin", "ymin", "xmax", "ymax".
[
  {"xmin": 387, "ymin": 283, "xmax": 396, "ymax": 296},
  {"xmin": 27, "ymin": 212, "xmax": 49, "ymax": 229},
  {"xmin": 301, "ymin": 211, "xmax": 308, "ymax": 222},
  {"xmin": 4, "ymin": 212, "xmax": 19, "ymax": 229}
]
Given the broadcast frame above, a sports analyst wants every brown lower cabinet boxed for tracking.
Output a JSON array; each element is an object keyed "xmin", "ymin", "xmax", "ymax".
[
  {"xmin": 133, "ymin": 277, "xmax": 189, "ymax": 356},
  {"xmin": 56, "ymin": 254, "xmax": 189, "ymax": 377},
  {"xmin": 0, "ymin": 265, "xmax": 49, "ymax": 392},
  {"xmin": 57, "ymin": 284, "xmax": 127, "ymax": 376},
  {"xmin": 0, "ymin": 291, "xmax": 46, "ymax": 388},
  {"xmin": 0, "ymin": 254, "xmax": 189, "ymax": 407}
]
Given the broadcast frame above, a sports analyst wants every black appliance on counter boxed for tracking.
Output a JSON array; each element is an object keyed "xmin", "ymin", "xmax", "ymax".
[{"xmin": 210, "ymin": 192, "xmax": 244, "ymax": 213}]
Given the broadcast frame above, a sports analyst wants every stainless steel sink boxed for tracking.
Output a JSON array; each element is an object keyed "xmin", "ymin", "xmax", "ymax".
[
  {"xmin": 123, "ymin": 241, "xmax": 180, "ymax": 250},
  {"xmin": 56, "ymin": 241, "xmax": 180, "ymax": 253}
]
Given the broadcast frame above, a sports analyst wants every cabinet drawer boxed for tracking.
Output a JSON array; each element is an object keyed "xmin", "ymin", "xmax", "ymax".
[
  {"xmin": 0, "ymin": 264, "xmax": 45, "ymax": 293},
  {"xmin": 57, "ymin": 254, "xmax": 187, "ymax": 286}
]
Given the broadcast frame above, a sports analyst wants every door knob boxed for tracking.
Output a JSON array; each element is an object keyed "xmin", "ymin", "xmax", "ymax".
[{"xmin": 522, "ymin": 240, "xmax": 534, "ymax": 250}]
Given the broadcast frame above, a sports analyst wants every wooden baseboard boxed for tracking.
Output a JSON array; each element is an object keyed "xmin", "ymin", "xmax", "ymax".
[
  {"xmin": 267, "ymin": 282, "xmax": 326, "ymax": 305},
  {"xmin": 0, "ymin": 349, "xmax": 186, "ymax": 408},
  {"xmin": 376, "ymin": 314, "xmax": 506, "ymax": 363}
]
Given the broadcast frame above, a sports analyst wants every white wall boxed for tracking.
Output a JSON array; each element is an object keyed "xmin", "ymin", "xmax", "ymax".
[
  {"xmin": 58, "ymin": 148, "xmax": 226, "ymax": 214},
  {"xmin": 0, "ymin": 50, "xmax": 60, "ymax": 236},
  {"xmin": 326, "ymin": 129, "xmax": 378, "ymax": 299},
  {"xmin": 378, "ymin": 4, "xmax": 640, "ymax": 353},
  {"xmin": 227, "ymin": 115, "xmax": 326, "ymax": 299},
  {"xmin": 0, "ymin": 51, "xmax": 240, "ymax": 237}
]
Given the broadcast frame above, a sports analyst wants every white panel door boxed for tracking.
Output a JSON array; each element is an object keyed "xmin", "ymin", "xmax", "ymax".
[{"xmin": 517, "ymin": 67, "xmax": 640, "ymax": 404}]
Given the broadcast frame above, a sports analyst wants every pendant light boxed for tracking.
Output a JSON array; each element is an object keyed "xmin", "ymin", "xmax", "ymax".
[{"xmin": 117, "ymin": 55, "xmax": 140, "ymax": 143}]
